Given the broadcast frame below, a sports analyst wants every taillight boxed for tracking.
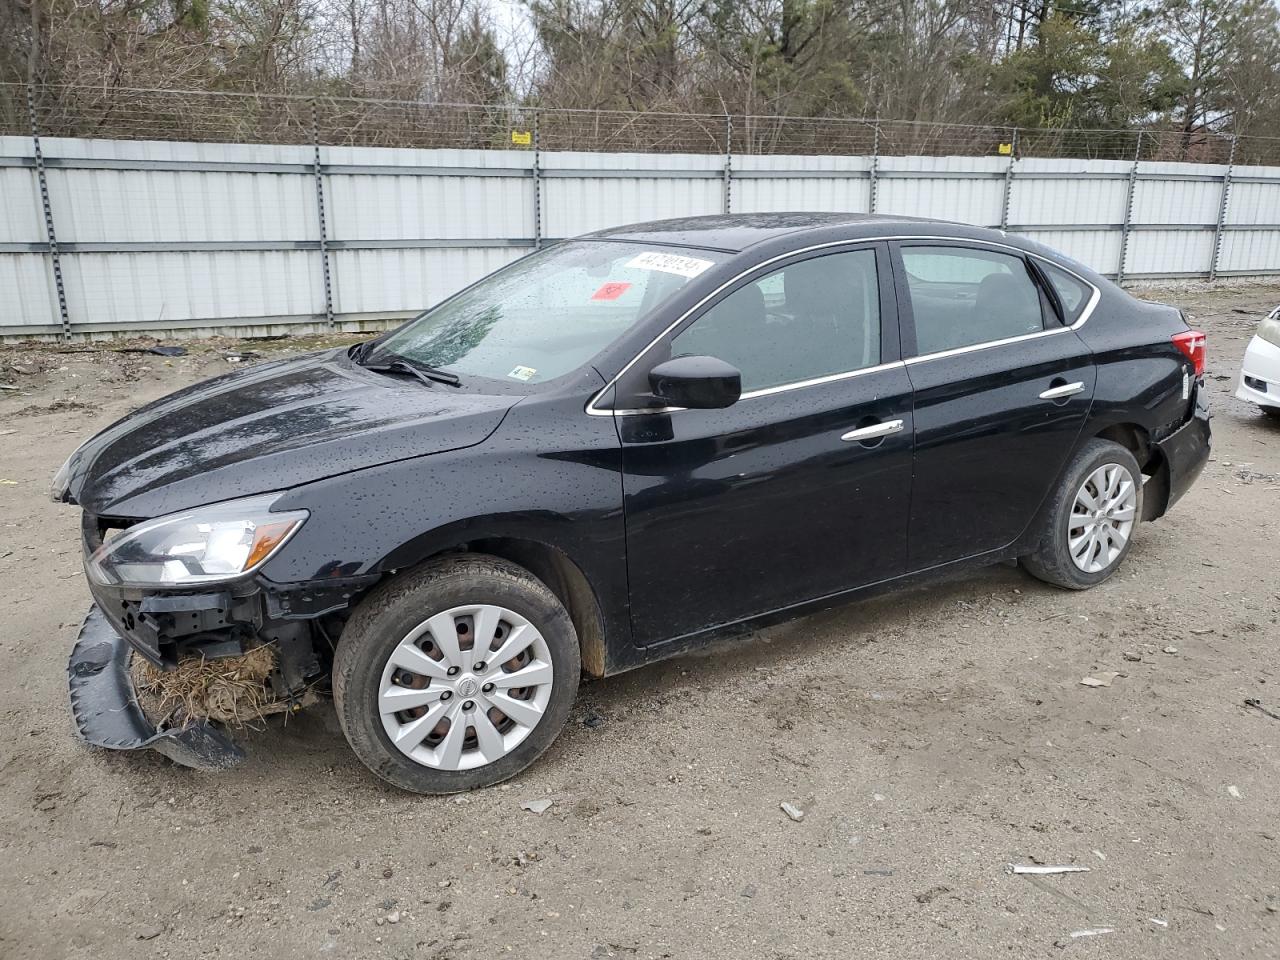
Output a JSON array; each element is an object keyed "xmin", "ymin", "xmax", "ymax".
[{"xmin": 1172, "ymin": 329, "xmax": 1206, "ymax": 378}]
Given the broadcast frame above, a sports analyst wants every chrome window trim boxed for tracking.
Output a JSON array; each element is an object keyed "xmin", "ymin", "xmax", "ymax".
[
  {"xmin": 738, "ymin": 360, "xmax": 905, "ymax": 399},
  {"xmin": 905, "ymin": 324, "xmax": 1071, "ymax": 364},
  {"xmin": 585, "ymin": 234, "xmax": 1101, "ymax": 417},
  {"xmin": 613, "ymin": 405, "xmax": 686, "ymax": 415}
]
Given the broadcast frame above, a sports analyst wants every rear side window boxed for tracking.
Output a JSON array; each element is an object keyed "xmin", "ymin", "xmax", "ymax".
[
  {"xmin": 1040, "ymin": 262, "xmax": 1092, "ymax": 324},
  {"xmin": 672, "ymin": 249, "xmax": 880, "ymax": 392},
  {"xmin": 900, "ymin": 246, "xmax": 1045, "ymax": 355}
]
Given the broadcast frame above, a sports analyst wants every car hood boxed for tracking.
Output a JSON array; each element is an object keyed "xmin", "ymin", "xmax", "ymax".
[{"xmin": 62, "ymin": 350, "xmax": 521, "ymax": 517}]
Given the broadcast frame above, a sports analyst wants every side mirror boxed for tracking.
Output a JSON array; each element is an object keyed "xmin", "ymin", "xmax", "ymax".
[{"xmin": 648, "ymin": 355, "xmax": 741, "ymax": 410}]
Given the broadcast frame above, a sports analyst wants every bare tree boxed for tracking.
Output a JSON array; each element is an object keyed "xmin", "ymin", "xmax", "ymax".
[{"xmin": 2, "ymin": 0, "xmax": 1279, "ymax": 159}]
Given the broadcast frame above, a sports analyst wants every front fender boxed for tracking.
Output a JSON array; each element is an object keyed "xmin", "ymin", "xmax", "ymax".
[{"xmin": 260, "ymin": 393, "xmax": 629, "ymax": 650}]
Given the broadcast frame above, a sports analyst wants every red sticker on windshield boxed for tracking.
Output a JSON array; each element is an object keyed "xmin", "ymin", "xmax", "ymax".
[{"xmin": 591, "ymin": 282, "xmax": 632, "ymax": 301}]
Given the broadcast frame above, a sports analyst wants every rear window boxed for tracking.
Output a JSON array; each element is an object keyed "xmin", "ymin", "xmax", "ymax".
[
  {"xmin": 901, "ymin": 246, "xmax": 1046, "ymax": 355},
  {"xmin": 1040, "ymin": 262, "xmax": 1093, "ymax": 323}
]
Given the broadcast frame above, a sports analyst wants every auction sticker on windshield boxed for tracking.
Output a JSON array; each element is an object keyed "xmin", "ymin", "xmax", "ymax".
[
  {"xmin": 625, "ymin": 251, "xmax": 715, "ymax": 279},
  {"xmin": 591, "ymin": 281, "xmax": 632, "ymax": 301}
]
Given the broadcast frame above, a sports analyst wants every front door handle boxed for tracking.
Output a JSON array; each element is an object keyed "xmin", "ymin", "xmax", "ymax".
[
  {"xmin": 841, "ymin": 419, "xmax": 905, "ymax": 443},
  {"xmin": 1039, "ymin": 380, "xmax": 1084, "ymax": 401}
]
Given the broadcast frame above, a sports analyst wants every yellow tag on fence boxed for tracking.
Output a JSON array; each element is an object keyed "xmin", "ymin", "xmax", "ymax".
[
  {"xmin": 511, "ymin": 130, "xmax": 532, "ymax": 146},
  {"xmin": 998, "ymin": 142, "xmax": 1013, "ymax": 156}
]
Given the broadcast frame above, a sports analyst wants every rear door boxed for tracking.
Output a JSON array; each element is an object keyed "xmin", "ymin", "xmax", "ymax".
[
  {"xmin": 614, "ymin": 243, "xmax": 915, "ymax": 646},
  {"xmin": 892, "ymin": 241, "xmax": 1097, "ymax": 570}
]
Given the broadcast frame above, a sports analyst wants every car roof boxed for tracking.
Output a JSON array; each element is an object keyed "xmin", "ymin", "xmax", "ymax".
[{"xmin": 582, "ymin": 213, "xmax": 1010, "ymax": 253}]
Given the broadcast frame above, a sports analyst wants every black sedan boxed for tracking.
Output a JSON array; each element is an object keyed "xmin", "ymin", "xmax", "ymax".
[{"xmin": 55, "ymin": 213, "xmax": 1211, "ymax": 793}]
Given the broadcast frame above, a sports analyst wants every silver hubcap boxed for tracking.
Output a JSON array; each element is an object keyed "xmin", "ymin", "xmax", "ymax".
[
  {"xmin": 1069, "ymin": 463, "xmax": 1137, "ymax": 574},
  {"xmin": 378, "ymin": 604, "xmax": 553, "ymax": 770}
]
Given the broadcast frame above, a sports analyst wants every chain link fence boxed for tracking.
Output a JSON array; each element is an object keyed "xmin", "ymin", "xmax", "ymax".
[{"xmin": 5, "ymin": 83, "xmax": 1280, "ymax": 164}]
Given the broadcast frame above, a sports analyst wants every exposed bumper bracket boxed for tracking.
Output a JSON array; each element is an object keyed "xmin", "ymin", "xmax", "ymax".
[
  {"xmin": 1154, "ymin": 398, "xmax": 1211, "ymax": 513},
  {"xmin": 67, "ymin": 606, "xmax": 245, "ymax": 770}
]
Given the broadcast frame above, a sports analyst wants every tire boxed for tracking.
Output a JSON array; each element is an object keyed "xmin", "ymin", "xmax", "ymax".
[
  {"xmin": 1020, "ymin": 439, "xmax": 1144, "ymax": 590},
  {"xmin": 333, "ymin": 554, "xmax": 580, "ymax": 793},
  {"xmin": 1260, "ymin": 406, "xmax": 1280, "ymax": 421}
]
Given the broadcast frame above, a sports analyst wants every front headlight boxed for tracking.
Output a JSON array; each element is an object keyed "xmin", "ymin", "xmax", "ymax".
[
  {"xmin": 1258, "ymin": 306, "xmax": 1280, "ymax": 348},
  {"xmin": 87, "ymin": 494, "xmax": 308, "ymax": 587},
  {"xmin": 51, "ymin": 451, "xmax": 75, "ymax": 503}
]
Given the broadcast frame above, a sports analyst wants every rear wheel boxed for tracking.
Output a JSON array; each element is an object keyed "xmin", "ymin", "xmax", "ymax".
[
  {"xmin": 333, "ymin": 555, "xmax": 580, "ymax": 793},
  {"xmin": 1021, "ymin": 439, "xmax": 1143, "ymax": 590}
]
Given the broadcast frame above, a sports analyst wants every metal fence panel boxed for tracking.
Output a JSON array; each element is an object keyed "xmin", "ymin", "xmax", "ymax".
[
  {"xmin": 5, "ymin": 127, "xmax": 1280, "ymax": 337},
  {"xmin": 1011, "ymin": 228, "xmax": 1125, "ymax": 277},
  {"xmin": 875, "ymin": 157, "xmax": 1007, "ymax": 226},
  {"xmin": 0, "ymin": 254, "xmax": 59, "ymax": 328},
  {"xmin": 1225, "ymin": 177, "xmax": 1280, "ymax": 225},
  {"xmin": 322, "ymin": 147, "xmax": 533, "ymax": 242},
  {"xmin": 59, "ymin": 250, "xmax": 323, "ymax": 329},
  {"xmin": 540, "ymin": 152, "xmax": 723, "ymax": 238},
  {"xmin": 1006, "ymin": 158, "xmax": 1131, "ymax": 226},
  {"xmin": 1131, "ymin": 163, "xmax": 1225, "ymax": 226},
  {"xmin": 0, "ymin": 168, "xmax": 43, "ymax": 243},
  {"xmin": 1125, "ymin": 229, "xmax": 1217, "ymax": 277},
  {"xmin": 1218, "ymin": 230, "xmax": 1280, "ymax": 274},
  {"xmin": 0, "ymin": 138, "xmax": 42, "ymax": 244},
  {"xmin": 730, "ymin": 155, "xmax": 872, "ymax": 215},
  {"xmin": 330, "ymin": 247, "xmax": 525, "ymax": 318},
  {"xmin": 40, "ymin": 139, "xmax": 318, "ymax": 243}
]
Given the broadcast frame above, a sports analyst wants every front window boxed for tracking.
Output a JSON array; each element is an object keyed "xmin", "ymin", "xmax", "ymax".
[
  {"xmin": 671, "ymin": 249, "xmax": 882, "ymax": 392},
  {"xmin": 372, "ymin": 241, "xmax": 727, "ymax": 384}
]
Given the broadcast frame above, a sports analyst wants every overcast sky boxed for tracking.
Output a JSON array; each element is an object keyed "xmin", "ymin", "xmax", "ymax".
[{"xmin": 490, "ymin": 0, "xmax": 533, "ymax": 48}]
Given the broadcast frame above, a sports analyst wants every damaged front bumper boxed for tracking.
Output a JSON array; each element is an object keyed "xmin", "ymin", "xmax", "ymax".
[{"xmin": 68, "ymin": 606, "xmax": 246, "ymax": 770}]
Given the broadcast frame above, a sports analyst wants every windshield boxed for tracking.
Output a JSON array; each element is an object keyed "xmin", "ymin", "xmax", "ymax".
[{"xmin": 370, "ymin": 240, "xmax": 728, "ymax": 385}]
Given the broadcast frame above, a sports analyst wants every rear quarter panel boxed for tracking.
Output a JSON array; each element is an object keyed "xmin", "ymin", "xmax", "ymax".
[{"xmin": 1074, "ymin": 289, "xmax": 1194, "ymax": 443}]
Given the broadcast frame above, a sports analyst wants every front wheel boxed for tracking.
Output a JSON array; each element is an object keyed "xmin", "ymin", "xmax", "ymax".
[
  {"xmin": 333, "ymin": 555, "xmax": 580, "ymax": 793},
  {"xmin": 1020, "ymin": 439, "xmax": 1143, "ymax": 590}
]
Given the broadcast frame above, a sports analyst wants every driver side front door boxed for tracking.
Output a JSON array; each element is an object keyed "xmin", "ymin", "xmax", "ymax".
[{"xmin": 614, "ymin": 243, "xmax": 916, "ymax": 648}]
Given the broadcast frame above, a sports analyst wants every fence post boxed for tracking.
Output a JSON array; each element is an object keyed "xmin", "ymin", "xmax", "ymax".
[
  {"xmin": 999, "ymin": 128, "xmax": 1019, "ymax": 231},
  {"xmin": 1210, "ymin": 135, "xmax": 1236, "ymax": 281},
  {"xmin": 868, "ymin": 118, "xmax": 880, "ymax": 214},
  {"xmin": 532, "ymin": 110, "xmax": 543, "ymax": 250},
  {"xmin": 1117, "ymin": 130, "xmax": 1143, "ymax": 284},
  {"xmin": 722, "ymin": 114, "xmax": 733, "ymax": 215},
  {"xmin": 26, "ymin": 84, "xmax": 71, "ymax": 340},
  {"xmin": 310, "ymin": 101, "xmax": 336, "ymax": 329}
]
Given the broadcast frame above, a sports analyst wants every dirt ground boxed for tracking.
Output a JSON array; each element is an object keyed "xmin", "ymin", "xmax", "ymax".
[{"xmin": 1, "ymin": 284, "xmax": 1278, "ymax": 960}]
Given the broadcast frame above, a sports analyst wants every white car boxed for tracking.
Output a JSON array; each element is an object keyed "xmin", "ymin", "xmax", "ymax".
[{"xmin": 1237, "ymin": 305, "xmax": 1280, "ymax": 419}]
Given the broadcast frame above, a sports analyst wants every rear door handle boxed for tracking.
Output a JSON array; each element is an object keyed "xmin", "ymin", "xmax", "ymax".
[
  {"xmin": 841, "ymin": 419, "xmax": 904, "ymax": 443},
  {"xmin": 1039, "ymin": 381, "xmax": 1084, "ymax": 400}
]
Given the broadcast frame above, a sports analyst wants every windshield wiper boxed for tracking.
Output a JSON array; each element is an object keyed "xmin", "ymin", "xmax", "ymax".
[{"xmin": 361, "ymin": 357, "xmax": 461, "ymax": 388}]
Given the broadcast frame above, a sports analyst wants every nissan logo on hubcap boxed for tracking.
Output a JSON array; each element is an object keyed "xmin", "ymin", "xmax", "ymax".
[{"xmin": 457, "ymin": 677, "xmax": 478, "ymax": 697}]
